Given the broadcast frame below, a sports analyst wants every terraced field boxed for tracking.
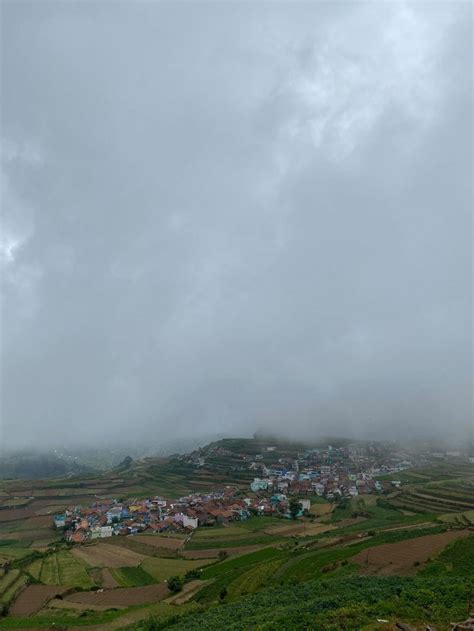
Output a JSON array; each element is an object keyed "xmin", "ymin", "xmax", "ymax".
[
  {"xmin": 389, "ymin": 468, "xmax": 474, "ymax": 514},
  {"xmin": 0, "ymin": 458, "xmax": 472, "ymax": 630},
  {"xmin": 26, "ymin": 550, "xmax": 94, "ymax": 588}
]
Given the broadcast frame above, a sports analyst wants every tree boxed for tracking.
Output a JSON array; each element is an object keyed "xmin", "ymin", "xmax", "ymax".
[
  {"xmin": 167, "ymin": 575, "xmax": 184, "ymax": 593},
  {"xmin": 218, "ymin": 550, "xmax": 228, "ymax": 561},
  {"xmin": 219, "ymin": 586, "xmax": 228, "ymax": 600},
  {"xmin": 289, "ymin": 498, "xmax": 301, "ymax": 520}
]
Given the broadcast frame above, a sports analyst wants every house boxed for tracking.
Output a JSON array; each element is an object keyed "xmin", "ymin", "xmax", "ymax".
[
  {"xmin": 68, "ymin": 531, "xmax": 87, "ymax": 543},
  {"xmin": 299, "ymin": 499, "xmax": 311, "ymax": 512},
  {"xmin": 183, "ymin": 515, "xmax": 199, "ymax": 529},
  {"xmin": 250, "ymin": 478, "xmax": 268, "ymax": 492},
  {"xmin": 107, "ymin": 506, "xmax": 123, "ymax": 524},
  {"xmin": 99, "ymin": 525, "xmax": 113, "ymax": 537},
  {"xmin": 54, "ymin": 514, "xmax": 66, "ymax": 529}
]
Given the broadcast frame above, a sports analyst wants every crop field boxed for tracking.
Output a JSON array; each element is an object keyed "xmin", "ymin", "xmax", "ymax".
[
  {"xmin": 0, "ymin": 570, "xmax": 28, "ymax": 608},
  {"xmin": 351, "ymin": 529, "xmax": 470, "ymax": 574},
  {"xmin": 9, "ymin": 585, "xmax": 69, "ymax": 616},
  {"xmin": 132, "ymin": 535, "xmax": 185, "ymax": 550},
  {"xmin": 26, "ymin": 551, "xmax": 94, "ymax": 588},
  {"xmin": 64, "ymin": 583, "xmax": 170, "ymax": 606},
  {"xmin": 193, "ymin": 526, "xmax": 249, "ymax": 539},
  {"xmin": 386, "ymin": 465, "xmax": 474, "ymax": 515},
  {"xmin": 141, "ymin": 557, "xmax": 213, "ymax": 582},
  {"xmin": 262, "ymin": 521, "xmax": 335, "ymax": 536},
  {"xmin": 110, "ymin": 566, "xmax": 156, "ymax": 587},
  {"xmin": 226, "ymin": 558, "xmax": 284, "ymax": 599},
  {"xmin": 72, "ymin": 542, "xmax": 146, "ymax": 568},
  {"xmin": 181, "ymin": 542, "xmax": 281, "ymax": 559},
  {"xmin": 184, "ymin": 532, "xmax": 282, "ymax": 550}
]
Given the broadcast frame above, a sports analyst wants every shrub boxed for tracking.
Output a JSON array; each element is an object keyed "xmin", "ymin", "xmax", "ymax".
[{"xmin": 167, "ymin": 575, "xmax": 184, "ymax": 593}]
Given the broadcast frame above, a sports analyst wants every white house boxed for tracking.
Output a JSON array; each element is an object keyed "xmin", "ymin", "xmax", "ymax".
[{"xmin": 183, "ymin": 515, "xmax": 199, "ymax": 529}]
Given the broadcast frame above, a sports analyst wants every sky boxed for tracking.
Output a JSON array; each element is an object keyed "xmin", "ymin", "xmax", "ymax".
[{"xmin": 0, "ymin": 1, "xmax": 472, "ymax": 450}]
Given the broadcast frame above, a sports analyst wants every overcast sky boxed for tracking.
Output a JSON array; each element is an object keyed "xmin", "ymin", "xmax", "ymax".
[{"xmin": 1, "ymin": 1, "xmax": 472, "ymax": 450}]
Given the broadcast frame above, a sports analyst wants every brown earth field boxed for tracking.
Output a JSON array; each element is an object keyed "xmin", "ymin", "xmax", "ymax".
[
  {"xmin": 263, "ymin": 522, "xmax": 335, "ymax": 537},
  {"xmin": 131, "ymin": 535, "xmax": 185, "ymax": 550},
  {"xmin": 0, "ymin": 509, "xmax": 36, "ymax": 522},
  {"xmin": 64, "ymin": 583, "xmax": 170, "ymax": 606},
  {"xmin": 18, "ymin": 515, "xmax": 54, "ymax": 529},
  {"xmin": 9, "ymin": 585, "xmax": 69, "ymax": 616},
  {"xmin": 72, "ymin": 543, "xmax": 146, "ymax": 568},
  {"xmin": 351, "ymin": 529, "xmax": 471, "ymax": 575}
]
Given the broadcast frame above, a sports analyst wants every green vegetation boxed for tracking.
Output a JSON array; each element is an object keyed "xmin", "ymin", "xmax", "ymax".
[
  {"xmin": 420, "ymin": 533, "xmax": 474, "ymax": 578},
  {"xmin": 25, "ymin": 551, "xmax": 94, "ymax": 589},
  {"xmin": 142, "ymin": 557, "xmax": 212, "ymax": 582},
  {"xmin": 184, "ymin": 533, "xmax": 282, "ymax": 550},
  {"xmin": 111, "ymin": 565, "xmax": 156, "ymax": 587},
  {"xmin": 0, "ymin": 445, "xmax": 472, "ymax": 630},
  {"xmin": 147, "ymin": 575, "xmax": 473, "ymax": 630},
  {"xmin": 168, "ymin": 575, "xmax": 184, "ymax": 593}
]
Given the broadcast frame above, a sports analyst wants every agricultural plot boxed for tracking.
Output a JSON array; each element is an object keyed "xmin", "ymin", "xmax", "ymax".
[
  {"xmin": 227, "ymin": 558, "xmax": 284, "ymax": 599},
  {"xmin": 65, "ymin": 583, "xmax": 170, "ymax": 606},
  {"xmin": 141, "ymin": 557, "xmax": 213, "ymax": 582},
  {"xmin": 193, "ymin": 526, "xmax": 249, "ymax": 539},
  {"xmin": 420, "ymin": 533, "xmax": 474, "ymax": 577},
  {"xmin": 351, "ymin": 529, "xmax": 470, "ymax": 574},
  {"xmin": 0, "ymin": 570, "xmax": 28, "ymax": 608},
  {"xmin": 185, "ymin": 532, "xmax": 282, "ymax": 550},
  {"xmin": 132, "ymin": 535, "xmax": 185, "ymax": 550},
  {"xmin": 72, "ymin": 542, "xmax": 146, "ymax": 568},
  {"xmin": 9, "ymin": 585, "xmax": 69, "ymax": 616},
  {"xmin": 262, "ymin": 522, "xmax": 335, "ymax": 537},
  {"xmin": 35, "ymin": 551, "xmax": 94, "ymax": 588},
  {"xmin": 181, "ymin": 542, "xmax": 280, "ymax": 559},
  {"xmin": 111, "ymin": 566, "xmax": 156, "ymax": 587}
]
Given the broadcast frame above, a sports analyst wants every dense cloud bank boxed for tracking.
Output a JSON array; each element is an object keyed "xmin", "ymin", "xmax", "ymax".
[{"xmin": 1, "ymin": 2, "xmax": 472, "ymax": 448}]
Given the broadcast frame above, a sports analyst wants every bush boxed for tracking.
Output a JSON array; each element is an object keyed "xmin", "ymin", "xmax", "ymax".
[
  {"xmin": 185, "ymin": 568, "xmax": 201, "ymax": 581},
  {"xmin": 167, "ymin": 575, "xmax": 184, "ymax": 593}
]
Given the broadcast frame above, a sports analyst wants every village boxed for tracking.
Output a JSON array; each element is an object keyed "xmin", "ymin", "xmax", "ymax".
[{"xmin": 55, "ymin": 442, "xmax": 414, "ymax": 543}]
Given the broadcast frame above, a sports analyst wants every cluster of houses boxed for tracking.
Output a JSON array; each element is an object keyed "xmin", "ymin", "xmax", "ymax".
[
  {"xmin": 54, "ymin": 442, "xmax": 416, "ymax": 542},
  {"xmin": 55, "ymin": 488, "xmax": 258, "ymax": 543},
  {"xmin": 246, "ymin": 444, "xmax": 411, "ymax": 501}
]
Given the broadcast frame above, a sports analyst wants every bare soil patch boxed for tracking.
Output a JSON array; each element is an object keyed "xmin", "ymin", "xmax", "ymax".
[
  {"xmin": 352, "ymin": 529, "xmax": 470, "ymax": 575},
  {"xmin": 0, "ymin": 508, "xmax": 36, "ymax": 522},
  {"xmin": 47, "ymin": 597, "xmax": 125, "ymax": 612},
  {"xmin": 72, "ymin": 543, "xmax": 146, "ymax": 568},
  {"xmin": 9, "ymin": 585, "xmax": 69, "ymax": 616},
  {"xmin": 65, "ymin": 583, "xmax": 169, "ymax": 606},
  {"xmin": 19, "ymin": 515, "xmax": 54, "ymax": 529},
  {"xmin": 263, "ymin": 522, "xmax": 335, "ymax": 537}
]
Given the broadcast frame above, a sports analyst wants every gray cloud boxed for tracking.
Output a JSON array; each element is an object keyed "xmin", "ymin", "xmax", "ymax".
[{"xmin": 1, "ymin": 1, "xmax": 472, "ymax": 449}]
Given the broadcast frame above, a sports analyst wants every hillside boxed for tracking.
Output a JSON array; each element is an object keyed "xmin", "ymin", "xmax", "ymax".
[{"xmin": 0, "ymin": 438, "xmax": 472, "ymax": 629}]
